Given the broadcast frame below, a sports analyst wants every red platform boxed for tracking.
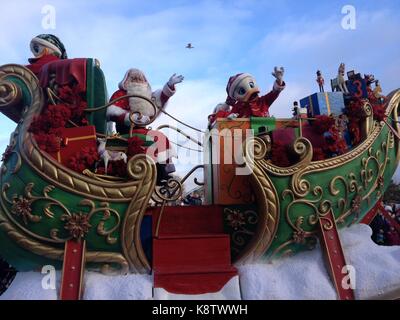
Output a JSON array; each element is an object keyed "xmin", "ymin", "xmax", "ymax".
[{"xmin": 152, "ymin": 206, "xmax": 237, "ymax": 295}]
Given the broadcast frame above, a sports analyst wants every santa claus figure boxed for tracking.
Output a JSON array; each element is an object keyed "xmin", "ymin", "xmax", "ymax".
[
  {"xmin": 106, "ymin": 69, "xmax": 184, "ymax": 184},
  {"xmin": 26, "ymin": 34, "xmax": 68, "ymax": 76},
  {"xmin": 223, "ymin": 67, "xmax": 286, "ymax": 119},
  {"xmin": 106, "ymin": 69, "xmax": 183, "ymax": 133}
]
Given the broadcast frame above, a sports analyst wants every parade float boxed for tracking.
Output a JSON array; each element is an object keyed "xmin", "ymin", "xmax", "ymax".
[{"xmin": 0, "ymin": 34, "xmax": 399, "ymax": 300}]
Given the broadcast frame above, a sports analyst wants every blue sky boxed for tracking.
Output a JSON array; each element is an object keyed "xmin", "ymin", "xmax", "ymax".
[{"xmin": 1, "ymin": 0, "xmax": 400, "ymax": 183}]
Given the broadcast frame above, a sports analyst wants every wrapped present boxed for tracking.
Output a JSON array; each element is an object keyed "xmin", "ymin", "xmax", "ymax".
[
  {"xmin": 346, "ymin": 78, "xmax": 368, "ymax": 99},
  {"xmin": 300, "ymin": 92, "xmax": 345, "ymax": 116},
  {"xmin": 347, "ymin": 71, "xmax": 363, "ymax": 81},
  {"xmin": 250, "ymin": 117, "xmax": 300, "ymax": 136},
  {"xmin": 204, "ymin": 118, "xmax": 254, "ymax": 205},
  {"xmin": 250, "ymin": 117, "xmax": 276, "ymax": 135},
  {"xmin": 50, "ymin": 126, "xmax": 97, "ymax": 166}
]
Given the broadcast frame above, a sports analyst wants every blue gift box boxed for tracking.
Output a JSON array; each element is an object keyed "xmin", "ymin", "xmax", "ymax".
[
  {"xmin": 300, "ymin": 92, "xmax": 345, "ymax": 116},
  {"xmin": 346, "ymin": 78, "xmax": 368, "ymax": 99}
]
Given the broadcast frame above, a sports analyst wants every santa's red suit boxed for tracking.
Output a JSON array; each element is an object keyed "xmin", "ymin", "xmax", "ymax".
[
  {"xmin": 106, "ymin": 69, "xmax": 181, "ymax": 172},
  {"xmin": 107, "ymin": 83, "xmax": 175, "ymax": 134}
]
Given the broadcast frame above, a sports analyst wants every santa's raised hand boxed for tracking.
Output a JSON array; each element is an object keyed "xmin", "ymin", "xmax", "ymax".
[
  {"xmin": 168, "ymin": 73, "xmax": 184, "ymax": 88},
  {"xmin": 271, "ymin": 66, "xmax": 286, "ymax": 92}
]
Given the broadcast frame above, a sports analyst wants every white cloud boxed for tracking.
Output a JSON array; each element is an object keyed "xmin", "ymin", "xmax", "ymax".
[{"xmin": 252, "ymin": 8, "xmax": 400, "ymax": 93}]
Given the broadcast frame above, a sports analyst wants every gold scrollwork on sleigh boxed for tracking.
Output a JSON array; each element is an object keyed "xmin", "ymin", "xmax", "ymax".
[
  {"xmin": 0, "ymin": 64, "xmax": 158, "ymax": 274},
  {"xmin": 243, "ymin": 90, "xmax": 400, "ymax": 261}
]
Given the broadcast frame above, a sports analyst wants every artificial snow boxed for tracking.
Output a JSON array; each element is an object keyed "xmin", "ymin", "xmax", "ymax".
[
  {"xmin": 1, "ymin": 271, "xmax": 153, "ymax": 300},
  {"xmin": 153, "ymin": 276, "xmax": 241, "ymax": 300},
  {"xmin": 83, "ymin": 272, "xmax": 153, "ymax": 300},
  {"xmin": 1, "ymin": 224, "xmax": 399, "ymax": 300},
  {"xmin": 0, "ymin": 271, "xmax": 59, "ymax": 300},
  {"xmin": 238, "ymin": 224, "xmax": 400, "ymax": 300}
]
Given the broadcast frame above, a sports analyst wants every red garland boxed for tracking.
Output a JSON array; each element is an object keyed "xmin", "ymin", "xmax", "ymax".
[
  {"xmin": 68, "ymin": 147, "xmax": 99, "ymax": 173},
  {"xmin": 312, "ymin": 115, "xmax": 335, "ymax": 134},
  {"xmin": 58, "ymin": 85, "xmax": 89, "ymax": 125},
  {"xmin": 344, "ymin": 96, "xmax": 387, "ymax": 146},
  {"xmin": 34, "ymin": 133, "xmax": 62, "ymax": 153},
  {"xmin": 311, "ymin": 115, "xmax": 348, "ymax": 160},
  {"xmin": 343, "ymin": 99, "xmax": 365, "ymax": 146},
  {"xmin": 96, "ymin": 160, "xmax": 127, "ymax": 177},
  {"xmin": 270, "ymin": 141, "xmax": 294, "ymax": 167},
  {"xmin": 127, "ymin": 136, "xmax": 147, "ymax": 157},
  {"xmin": 312, "ymin": 148, "xmax": 326, "ymax": 161},
  {"xmin": 29, "ymin": 84, "xmax": 90, "ymax": 154},
  {"xmin": 372, "ymin": 103, "xmax": 386, "ymax": 122}
]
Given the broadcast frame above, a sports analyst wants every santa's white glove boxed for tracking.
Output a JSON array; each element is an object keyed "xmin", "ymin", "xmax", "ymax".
[
  {"xmin": 227, "ymin": 113, "xmax": 239, "ymax": 120},
  {"xmin": 272, "ymin": 66, "xmax": 286, "ymax": 91},
  {"xmin": 168, "ymin": 73, "xmax": 184, "ymax": 88}
]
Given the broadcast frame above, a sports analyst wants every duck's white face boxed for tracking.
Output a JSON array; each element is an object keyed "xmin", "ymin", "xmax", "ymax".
[
  {"xmin": 233, "ymin": 76, "xmax": 260, "ymax": 103},
  {"xmin": 31, "ymin": 43, "xmax": 49, "ymax": 58}
]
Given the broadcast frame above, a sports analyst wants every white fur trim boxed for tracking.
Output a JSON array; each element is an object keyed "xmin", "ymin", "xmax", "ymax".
[
  {"xmin": 118, "ymin": 68, "xmax": 147, "ymax": 90},
  {"xmin": 106, "ymin": 105, "xmax": 128, "ymax": 120},
  {"xmin": 162, "ymin": 83, "xmax": 176, "ymax": 98},
  {"xmin": 118, "ymin": 70, "xmax": 130, "ymax": 90},
  {"xmin": 30, "ymin": 37, "xmax": 62, "ymax": 57},
  {"xmin": 228, "ymin": 73, "xmax": 253, "ymax": 98},
  {"xmin": 273, "ymin": 80, "xmax": 286, "ymax": 92}
]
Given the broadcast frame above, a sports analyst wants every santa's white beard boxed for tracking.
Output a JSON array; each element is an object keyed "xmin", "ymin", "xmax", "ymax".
[{"xmin": 126, "ymin": 82, "xmax": 155, "ymax": 118}]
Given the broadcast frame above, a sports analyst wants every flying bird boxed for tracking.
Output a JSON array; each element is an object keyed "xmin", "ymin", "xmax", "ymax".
[{"xmin": 186, "ymin": 43, "xmax": 194, "ymax": 49}]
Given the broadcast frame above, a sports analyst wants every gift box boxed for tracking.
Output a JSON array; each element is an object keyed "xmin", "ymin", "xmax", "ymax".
[
  {"xmin": 50, "ymin": 126, "xmax": 97, "ymax": 166},
  {"xmin": 250, "ymin": 117, "xmax": 276, "ymax": 135},
  {"xmin": 204, "ymin": 118, "xmax": 254, "ymax": 205},
  {"xmin": 300, "ymin": 92, "xmax": 345, "ymax": 116},
  {"xmin": 250, "ymin": 117, "xmax": 300, "ymax": 136},
  {"xmin": 347, "ymin": 71, "xmax": 362, "ymax": 81},
  {"xmin": 346, "ymin": 78, "xmax": 368, "ymax": 99}
]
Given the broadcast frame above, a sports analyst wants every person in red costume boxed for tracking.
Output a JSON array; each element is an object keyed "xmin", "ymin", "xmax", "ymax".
[
  {"xmin": 222, "ymin": 67, "xmax": 286, "ymax": 120},
  {"xmin": 208, "ymin": 67, "xmax": 285, "ymax": 126},
  {"xmin": 26, "ymin": 34, "xmax": 67, "ymax": 76},
  {"xmin": 106, "ymin": 69, "xmax": 184, "ymax": 184},
  {"xmin": 106, "ymin": 69, "xmax": 183, "ymax": 134}
]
